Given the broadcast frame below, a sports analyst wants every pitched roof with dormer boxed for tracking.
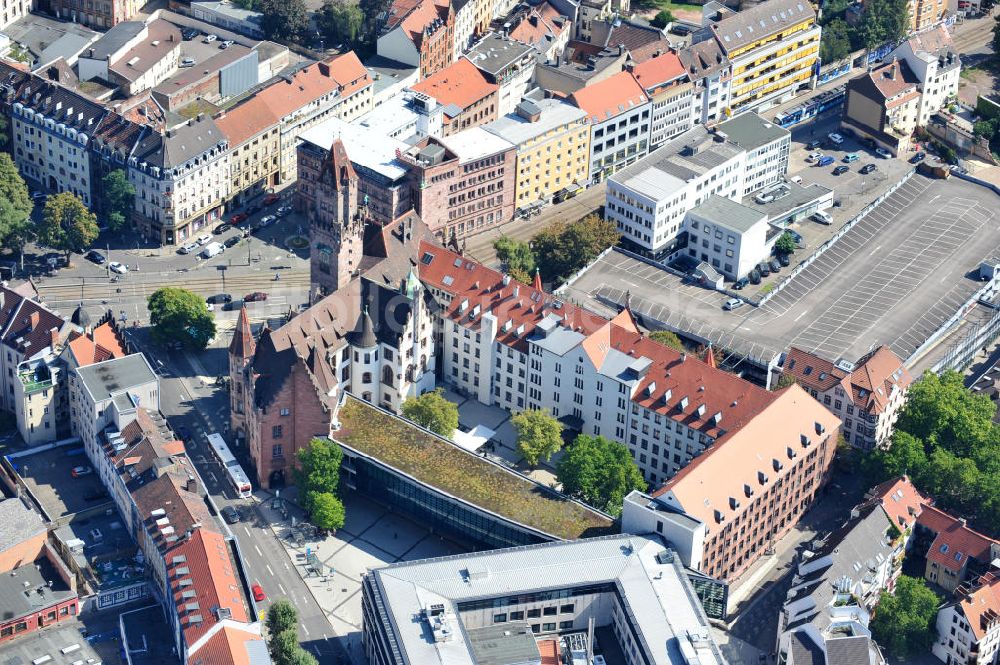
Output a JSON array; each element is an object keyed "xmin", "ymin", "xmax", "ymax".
[
  {"xmin": 569, "ymin": 70, "xmax": 648, "ymax": 124},
  {"xmin": 784, "ymin": 346, "xmax": 910, "ymax": 415},
  {"xmin": 918, "ymin": 505, "xmax": 1000, "ymax": 573},
  {"xmin": 957, "ymin": 573, "xmax": 1000, "ymax": 642},
  {"xmin": 867, "ymin": 475, "xmax": 929, "ymax": 530}
]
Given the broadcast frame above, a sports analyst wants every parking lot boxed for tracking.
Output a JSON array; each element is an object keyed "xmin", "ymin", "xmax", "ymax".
[
  {"xmin": 12, "ymin": 445, "xmax": 107, "ymax": 518},
  {"xmin": 563, "ymin": 174, "xmax": 1000, "ymax": 370}
]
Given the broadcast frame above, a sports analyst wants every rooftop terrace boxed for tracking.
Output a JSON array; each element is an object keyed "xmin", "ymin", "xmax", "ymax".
[{"xmin": 334, "ymin": 397, "xmax": 615, "ymax": 541}]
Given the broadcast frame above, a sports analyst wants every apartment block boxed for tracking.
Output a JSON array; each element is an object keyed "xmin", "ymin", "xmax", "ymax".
[
  {"xmin": 507, "ymin": 2, "xmax": 572, "ymax": 61},
  {"xmin": 483, "ymin": 98, "xmax": 590, "ymax": 210},
  {"xmin": 704, "ymin": 0, "xmax": 819, "ymax": 114},
  {"xmin": 570, "ymin": 70, "xmax": 650, "ymax": 184},
  {"xmin": 400, "ymin": 128, "xmax": 516, "ymax": 240},
  {"xmin": 452, "ymin": 0, "xmax": 476, "ymax": 59},
  {"xmin": 0, "ymin": 0, "xmax": 31, "ymax": 29},
  {"xmin": 605, "ymin": 124, "xmax": 745, "ymax": 259},
  {"xmin": 680, "ymin": 40, "xmax": 731, "ymax": 125},
  {"xmin": 908, "ymin": 0, "xmax": 947, "ymax": 32},
  {"xmin": 783, "ymin": 346, "xmax": 912, "ymax": 451},
  {"xmin": 408, "ymin": 58, "xmax": 498, "ymax": 136},
  {"xmin": 48, "ymin": 0, "xmax": 144, "ymax": 28},
  {"xmin": 916, "ymin": 506, "xmax": 1000, "ymax": 594},
  {"xmin": 933, "ymin": 573, "xmax": 1000, "ymax": 665},
  {"xmin": 464, "ymin": 33, "xmax": 536, "ymax": 117},
  {"xmin": 378, "ymin": 0, "xmax": 455, "ymax": 78},
  {"xmin": 362, "ymin": 535, "xmax": 724, "ymax": 665},
  {"xmin": 630, "ymin": 51, "xmax": 696, "ymax": 149},
  {"xmin": 891, "ymin": 27, "xmax": 961, "ymax": 127},
  {"xmin": 842, "ymin": 59, "xmax": 922, "ymax": 157},
  {"xmin": 214, "ymin": 99, "xmax": 280, "ymax": 208}
]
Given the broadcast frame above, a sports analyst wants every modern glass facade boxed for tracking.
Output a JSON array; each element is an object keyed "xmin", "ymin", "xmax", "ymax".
[{"xmin": 340, "ymin": 447, "xmax": 555, "ymax": 549}]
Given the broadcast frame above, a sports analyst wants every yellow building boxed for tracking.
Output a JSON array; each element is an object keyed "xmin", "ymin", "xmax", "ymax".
[
  {"xmin": 709, "ymin": 0, "xmax": 820, "ymax": 114},
  {"xmin": 216, "ymin": 101, "xmax": 282, "ymax": 208},
  {"xmin": 483, "ymin": 98, "xmax": 591, "ymax": 210}
]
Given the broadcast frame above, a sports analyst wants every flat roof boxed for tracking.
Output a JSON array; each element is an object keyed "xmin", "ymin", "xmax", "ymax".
[
  {"xmin": 483, "ymin": 98, "xmax": 587, "ymax": 146},
  {"xmin": 300, "ymin": 116, "xmax": 410, "ymax": 181},
  {"xmin": 464, "ymin": 33, "xmax": 535, "ymax": 75},
  {"xmin": 0, "ymin": 559, "xmax": 75, "ymax": 621},
  {"xmin": 0, "ymin": 497, "xmax": 46, "ymax": 552},
  {"xmin": 333, "ymin": 396, "xmax": 615, "ymax": 541},
  {"xmin": 716, "ymin": 112, "xmax": 789, "ymax": 152},
  {"xmin": 689, "ymin": 194, "xmax": 765, "ymax": 233},
  {"xmin": 467, "ymin": 623, "xmax": 540, "ymax": 665},
  {"xmin": 0, "ymin": 625, "xmax": 103, "ymax": 665},
  {"xmin": 76, "ymin": 353, "xmax": 157, "ymax": 404},
  {"xmin": 367, "ymin": 534, "xmax": 724, "ymax": 665},
  {"xmin": 742, "ymin": 180, "xmax": 832, "ymax": 218},
  {"xmin": 440, "ymin": 127, "xmax": 514, "ymax": 163}
]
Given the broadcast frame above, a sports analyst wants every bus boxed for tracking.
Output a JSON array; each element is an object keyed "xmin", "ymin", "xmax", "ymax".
[{"xmin": 207, "ymin": 433, "xmax": 253, "ymax": 499}]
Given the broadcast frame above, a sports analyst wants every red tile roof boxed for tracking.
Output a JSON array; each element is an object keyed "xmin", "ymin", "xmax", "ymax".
[
  {"xmin": 509, "ymin": 3, "xmax": 570, "ymax": 49},
  {"xmin": 246, "ymin": 52, "xmax": 370, "ymax": 125},
  {"xmin": 386, "ymin": 0, "xmax": 451, "ymax": 48},
  {"xmin": 68, "ymin": 321, "xmax": 128, "ymax": 367},
  {"xmin": 570, "ymin": 70, "xmax": 648, "ymax": 123},
  {"xmin": 170, "ymin": 529, "xmax": 249, "ymax": 648},
  {"xmin": 410, "ymin": 59, "xmax": 497, "ymax": 115},
  {"xmin": 228, "ymin": 307, "xmax": 255, "ymax": 360},
  {"xmin": 631, "ymin": 51, "xmax": 686, "ymax": 94},
  {"xmin": 784, "ymin": 346, "xmax": 911, "ymax": 415},
  {"xmin": 214, "ymin": 95, "xmax": 280, "ymax": 148},
  {"xmin": 918, "ymin": 504, "xmax": 999, "ymax": 573},
  {"xmin": 868, "ymin": 476, "xmax": 929, "ymax": 530},
  {"xmin": 959, "ymin": 573, "xmax": 1000, "ymax": 641},
  {"xmin": 193, "ymin": 624, "xmax": 266, "ymax": 665},
  {"xmin": 0, "ymin": 289, "xmax": 66, "ymax": 356}
]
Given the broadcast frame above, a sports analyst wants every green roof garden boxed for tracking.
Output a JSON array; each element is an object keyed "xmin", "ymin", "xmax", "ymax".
[
  {"xmin": 18, "ymin": 368, "xmax": 53, "ymax": 394},
  {"xmin": 333, "ymin": 397, "xmax": 616, "ymax": 541}
]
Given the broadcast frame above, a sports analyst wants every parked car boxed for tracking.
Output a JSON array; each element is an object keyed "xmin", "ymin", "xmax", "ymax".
[
  {"xmin": 202, "ymin": 242, "xmax": 224, "ymax": 259},
  {"xmin": 196, "ymin": 233, "xmax": 212, "ymax": 245},
  {"xmin": 224, "ymin": 299, "xmax": 244, "ymax": 311},
  {"xmin": 748, "ymin": 269, "xmax": 761, "ymax": 285},
  {"xmin": 723, "ymin": 298, "xmax": 744, "ymax": 311},
  {"xmin": 179, "ymin": 242, "xmax": 199, "ymax": 255},
  {"xmin": 759, "ymin": 262, "xmax": 771, "ymax": 277},
  {"xmin": 259, "ymin": 214, "xmax": 276, "ymax": 227},
  {"xmin": 179, "ymin": 57, "xmax": 196, "ymax": 68},
  {"xmin": 181, "ymin": 28, "xmax": 199, "ymax": 40},
  {"xmin": 224, "ymin": 236, "xmax": 241, "ymax": 248},
  {"xmin": 875, "ymin": 147, "xmax": 892, "ymax": 158},
  {"xmin": 787, "ymin": 230, "xmax": 803, "ymax": 244},
  {"xmin": 806, "ymin": 152, "xmax": 823, "ymax": 163},
  {"xmin": 276, "ymin": 205, "xmax": 292, "ymax": 217},
  {"xmin": 817, "ymin": 155, "xmax": 835, "ymax": 167},
  {"xmin": 263, "ymin": 193, "xmax": 280, "ymax": 206},
  {"xmin": 827, "ymin": 132, "xmax": 844, "ymax": 145},
  {"xmin": 769, "ymin": 259, "xmax": 782, "ymax": 273},
  {"xmin": 833, "ymin": 165, "xmax": 850, "ymax": 175},
  {"xmin": 85, "ymin": 250, "xmax": 107, "ymax": 265},
  {"xmin": 860, "ymin": 163, "xmax": 877, "ymax": 174},
  {"xmin": 670, "ymin": 23, "xmax": 691, "ymax": 35},
  {"xmin": 252, "ymin": 584, "xmax": 266, "ymax": 602},
  {"xmin": 71, "ymin": 465, "xmax": 92, "ymax": 477},
  {"xmin": 733, "ymin": 277, "xmax": 749, "ymax": 290},
  {"xmin": 207, "ymin": 293, "xmax": 232, "ymax": 305},
  {"xmin": 806, "ymin": 139, "xmax": 823, "ymax": 150},
  {"xmin": 204, "ymin": 33, "xmax": 218, "ymax": 42},
  {"xmin": 221, "ymin": 506, "xmax": 240, "ymax": 524},
  {"xmin": 788, "ymin": 175, "xmax": 803, "ymax": 185},
  {"xmin": 109, "ymin": 262, "xmax": 128, "ymax": 274},
  {"xmin": 219, "ymin": 40, "xmax": 234, "ymax": 49},
  {"xmin": 244, "ymin": 291, "xmax": 268, "ymax": 302},
  {"xmin": 842, "ymin": 152, "xmax": 860, "ymax": 163},
  {"xmin": 777, "ymin": 253, "xmax": 790, "ymax": 267},
  {"xmin": 231, "ymin": 212, "xmax": 248, "ymax": 224},
  {"xmin": 214, "ymin": 223, "xmax": 232, "ymax": 235},
  {"xmin": 910, "ymin": 151, "xmax": 926, "ymax": 163},
  {"xmin": 31, "ymin": 191, "xmax": 47, "ymax": 201},
  {"xmin": 812, "ymin": 210, "xmax": 833, "ymax": 225}
]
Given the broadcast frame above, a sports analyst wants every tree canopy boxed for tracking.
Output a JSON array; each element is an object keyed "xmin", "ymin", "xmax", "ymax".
[
  {"xmin": 870, "ymin": 576, "xmax": 939, "ymax": 658},
  {"xmin": 649, "ymin": 330, "xmax": 685, "ymax": 353},
  {"xmin": 318, "ymin": 0, "xmax": 364, "ymax": 45},
  {"xmin": 556, "ymin": 435, "xmax": 645, "ymax": 515},
  {"xmin": 265, "ymin": 599, "xmax": 298, "ymax": 637},
  {"xmin": 512, "ymin": 408, "xmax": 564, "ymax": 467},
  {"xmin": 401, "ymin": 388, "xmax": 459, "ymax": 438},
  {"xmin": 650, "ymin": 9, "xmax": 674, "ymax": 28},
  {"xmin": 309, "ymin": 491, "xmax": 346, "ymax": 531},
  {"xmin": 994, "ymin": 15, "xmax": 1000, "ymax": 54},
  {"xmin": 101, "ymin": 169, "xmax": 135, "ymax": 232},
  {"xmin": 819, "ymin": 18, "xmax": 852, "ymax": 62},
  {"xmin": 147, "ymin": 287, "xmax": 216, "ymax": 350},
  {"xmin": 532, "ymin": 214, "xmax": 620, "ymax": 286},
  {"xmin": 774, "ymin": 232, "xmax": 796, "ymax": 256},
  {"xmin": 0, "ymin": 153, "xmax": 33, "ymax": 256},
  {"xmin": 858, "ymin": 0, "xmax": 908, "ymax": 50},
  {"xmin": 294, "ymin": 437, "xmax": 346, "ymax": 525},
  {"xmin": 493, "ymin": 235, "xmax": 536, "ymax": 284},
  {"xmin": 258, "ymin": 0, "xmax": 309, "ymax": 41},
  {"xmin": 863, "ymin": 371, "xmax": 1000, "ymax": 535},
  {"xmin": 38, "ymin": 192, "xmax": 98, "ymax": 259}
]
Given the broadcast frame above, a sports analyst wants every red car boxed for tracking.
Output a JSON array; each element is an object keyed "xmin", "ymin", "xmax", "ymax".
[
  {"xmin": 252, "ymin": 583, "xmax": 266, "ymax": 602},
  {"xmin": 231, "ymin": 212, "xmax": 248, "ymax": 224},
  {"xmin": 263, "ymin": 194, "xmax": 280, "ymax": 206},
  {"xmin": 244, "ymin": 292, "xmax": 268, "ymax": 302}
]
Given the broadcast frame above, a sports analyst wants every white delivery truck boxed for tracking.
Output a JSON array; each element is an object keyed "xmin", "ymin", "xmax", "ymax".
[{"xmin": 202, "ymin": 241, "xmax": 225, "ymax": 258}]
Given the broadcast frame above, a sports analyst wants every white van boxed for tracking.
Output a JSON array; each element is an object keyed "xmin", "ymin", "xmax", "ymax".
[
  {"xmin": 196, "ymin": 233, "xmax": 212, "ymax": 245},
  {"xmin": 202, "ymin": 241, "xmax": 225, "ymax": 258},
  {"xmin": 812, "ymin": 210, "xmax": 833, "ymax": 225}
]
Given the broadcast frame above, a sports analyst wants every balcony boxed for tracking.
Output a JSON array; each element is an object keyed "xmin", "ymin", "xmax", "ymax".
[{"xmin": 19, "ymin": 368, "xmax": 53, "ymax": 394}]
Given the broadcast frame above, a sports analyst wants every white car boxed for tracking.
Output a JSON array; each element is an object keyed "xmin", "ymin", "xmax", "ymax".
[
  {"xmin": 723, "ymin": 298, "xmax": 744, "ymax": 311},
  {"xmin": 806, "ymin": 152, "xmax": 823, "ymax": 163},
  {"xmin": 259, "ymin": 214, "xmax": 276, "ymax": 227},
  {"xmin": 827, "ymin": 132, "xmax": 844, "ymax": 145},
  {"xmin": 196, "ymin": 233, "xmax": 212, "ymax": 245},
  {"xmin": 108, "ymin": 262, "xmax": 128, "ymax": 274},
  {"xmin": 219, "ymin": 40, "xmax": 234, "ymax": 49},
  {"xmin": 204, "ymin": 33, "xmax": 218, "ymax": 42},
  {"xmin": 178, "ymin": 242, "xmax": 199, "ymax": 254},
  {"xmin": 875, "ymin": 147, "xmax": 892, "ymax": 158}
]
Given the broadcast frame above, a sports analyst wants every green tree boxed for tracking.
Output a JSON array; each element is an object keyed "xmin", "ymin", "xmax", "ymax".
[
  {"xmin": 857, "ymin": 0, "xmax": 908, "ymax": 51},
  {"xmin": 774, "ymin": 232, "xmax": 796, "ymax": 256},
  {"xmin": 309, "ymin": 491, "xmax": 346, "ymax": 532},
  {"xmin": 265, "ymin": 599, "xmax": 299, "ymax": 637},
  {"xmin": 512, "ymin": 408, "xmax": 564, "ymax": 467},
  {"xmin": 819, "ymin": 18, "xmax": 852, "ymax": 63},
  {"xmin": 775, "ymin": 373, "xmax": 797, "ymax": 389},
  {"xmin": 650, "ymin": 9, "xmax": 674, "ymax": 27},
  {"xmin": 0, "ymin": 153, "xmax": 34, "ymax": 259},
  {"xmin": 318, "ymin": 0, "xmax": 364, "ymax": 45},
  {"xmin": 100, "ymin": 169, "xmax": 135, "ymax": 232},
  {"xmin": 358, "ymin": 0, "xmax": 393, "ymax": 43},
  {"xmin": 649, "ymin": 330, "xmax": 685, "ymax": 352},
  {"xmin": 493, "ymin": 235, "xmax": 536, "ymax": 283},
  {"xmin": 269, "ymin": 629, "xmax": 302, "ymax": 665},
  {"xmin": 258, "ymin": 0, "xmax": 309, "ymax": 41},
  {"xmin": 870, "ymin": 576, "xmax": 939, "ymax": 658},
  {"xmin": 286, "ymin": 650, "xmax": 319, "ymax": 665},
  {"xmin": 533, "ymin": 214, "xmax": 620, "ymax": 285},
  {"xmin": 294, "ymin": 437, "xmax": 344, "ymax": 516},
  {"xmin": 38, "ymin": 192, "xmax": 98, "ymax": 261},
  {"xmin": 401, "ymin": 388, "xmax": 459, "ymax": 438},
  {"xmin": 557, "ymin": 435, "xmax": 645, "ymax": 515},
  {"xmin": 974, "ymin": 119, "xmax": 996, "ymax": 140},
  {"xmin": 148, "ymin": 287, "xmax": 216, "ymax": 350}
]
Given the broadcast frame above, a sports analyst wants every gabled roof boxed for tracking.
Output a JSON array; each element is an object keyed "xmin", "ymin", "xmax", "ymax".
[
  {"xmin": 0, "ymin": 286, "xmax": 67, "ymax": 357},
  {"xmin": 133, "ymin": 471, "xmax": 219, "ymax": 554},
  {"xmin": 918, "ymin": 504, "xmax": 999, "ymax": 573},
  {"xmin": 849, "ymin": 59, "xmax": 920, "ymax": 106},
  {"xmin": 229, "ymin": 307, "xmax": 256, "ymax": 360},
  {"xmin": 67, "ymin": 321, "xmax": 128, "ymax": 367},
  {"xmin": 867, "ymin": 476, "xmax": 928, "ymax": 530},
  {"xmin": 591, "ymin": 19, "xmax": 671, "ymax": 63},
  {"xmin": 410, "ymin": 59, "xmax": 497, "ymax": 116},
  {"xmin": 508, "ymin": 3, "xmax": 571, "ymax": 50},
  {"xmin": 679, "ymin": 39, "xmax": 729, "ymax": 80},
  {"xmin": 904, "ymin": 25, "xmax": 955, "ymax": 59},
  {"xmin": 386, "ymin": 0, "xmax": 452, "ymax": 49},
  {"xmin": 630, "ymin": 51, "xmax": 686, "ymax": 93},
  {"xmin": 569, "ymin": 70, "xmax": 648, "ymax": 123},
  {"xmin": 192, "ymin": 624, "xmax": 268, "ymax": 665},
  {"xmin": 958, "ymin": 574, "xmax": 1000, "ymax": 641},
  {"xmin": 784, "ymin": 346, "xmax": 911, "ymax": 414},
  {"xmin": 710, "ymin": 0, "xmax": 815, "ymax": 54},
  {"xmin": 214, "ymin": 95, "xmax": 280, "ymax": 148},
  {"xmin": 248, "ymin": 52, "xmax": 371, "ymax": 123}
]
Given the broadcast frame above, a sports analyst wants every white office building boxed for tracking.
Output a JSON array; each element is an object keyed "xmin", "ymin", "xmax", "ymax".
[
  {"xmin": 716, "ymin": 112, "xmax": 790, "ymax": 197},
  {"xmin": 361, "ymin": 534, "xmax": 726, "ymax": 665},
  {"xmin": 685, "ymin": 196, "xmax": 771, "ymax": 280}
]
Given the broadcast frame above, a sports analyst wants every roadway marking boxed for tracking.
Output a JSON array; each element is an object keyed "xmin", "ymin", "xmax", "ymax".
[
  {"xmin": 243, "ymin": 526, "xmax": 252, "ymax": 538},
  {"xmin": 266, "ymin": 564, "xmax": 274, "ymax": 576},
  {"xmin": 255, "ymin": 545, "xmax": 263, "ymax": 557},
  {"xmin": 278, "ymin": 582, "xmax": 286, "ymax": 595},
  {"xmin": 302, "ymin": 623, "xmax": 310, "ymax": 636}
]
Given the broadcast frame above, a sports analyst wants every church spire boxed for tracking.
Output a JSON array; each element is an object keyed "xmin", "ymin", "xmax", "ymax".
[
  {"xmin": 532, "ymin": 267, "xmax": 542, "ymax": 292},
  {"xmin": 229, "ymin": 306, "xmax": 255, "ymax": 360}
]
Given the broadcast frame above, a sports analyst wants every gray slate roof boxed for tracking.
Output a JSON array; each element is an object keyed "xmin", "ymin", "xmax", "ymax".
[
  {"xmin": 717, "ymin": 112, "xmax": 789, "ymax": 152},
  {"xmin": 483, "ymin": 98, "xmax": 586, "ymax": 145},
  {"xmin": 465, "ymin": 34, "xmax": 535, "ymax": 76},
  {"xmin": 85, "ymin": 20, "xmax": 146, "ymax": 61},
  {"xmin": 710, "ymin": 0, "xmax": 815, "ymax": 54},
  {"xmin": 0, "ymin": 559, "xmax": 75, "ymax": 622},
  {"xmin": 690, "ymin": 195, "xmax": 766, "ymax": 233}
]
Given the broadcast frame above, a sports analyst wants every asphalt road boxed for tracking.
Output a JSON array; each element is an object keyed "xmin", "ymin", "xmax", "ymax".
[{"xmin": 125, "ymin": 326, "xmax": 348, "ymax": 665}]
